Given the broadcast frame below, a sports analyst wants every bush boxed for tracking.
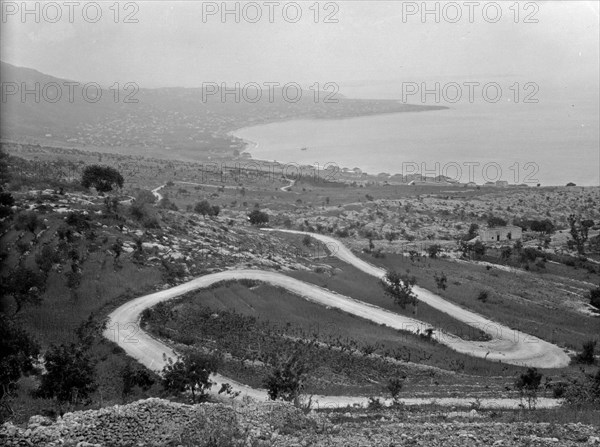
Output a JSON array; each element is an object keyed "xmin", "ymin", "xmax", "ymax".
[
  {"xmin": 194, "ymin": 200, "xmax": 214, "ymax": 217},
  {"xmin": 135, "ymin": 189, "xmax": 156, "ymax": 204},
  {"xmin": 589, "ymin": 287, "xmax": 600, "ymax": 311},
  {"xmin": 36, "ymin": 343, "xmax": 98, "ymax": 412},
  {"xmin": 434, "ymin": 272, "xmax": 447, "ymax": 290},
  {"xmin": 248, "ymin": 209, "xmax": 269, "ymax": 226},
  {"xmin": 2, "ymin": 266, "xmax": 46, "ymax": 313},
  {"xmin": 487, "ymin": 216, "xmax": 507, "ymax": 227},
  {"xmin": 162, "ymin": 352, "xmax": 220, "ymax": 403},
  {"xmin": 14, "ymin": 211, "xmax": 40, "ymax": 234},
  {"xmin": 575, "ymin": 340, "xmax": 597, "ymax": 365},
  {"xmin": 264, "ymin": 353, "xmax": 309, "ymax": 402},
  {"xmin": 477, "ymin": 290, "xmax": 489, "ymax": 302},
  {"xmin": 381, "ymin": 271, "xmax": 417, "ymax": 309},
  {"xmin": 121, "ymin": 363, "xmax": 155, "ymax": 399},
  {"xmin": 515, "ymin": 367, "xmax": 542, "ymax": 409},
  {"xmin": 65, "ymin": 211, "xmax": 90, "ymax": 231},
  {"xmin": 387, "ymin": 376, "xmax": 405, "ymax": 402},
  {"xmin": 427, "ymin": 244, "xmax": 441, "ymax": 259},
  {"xmin": 0, "ymin": 315, "xmax": 40, "ymax": 421},
  {"xmin": 564, "ymin": 369, "xmax": 600, "ymax": 406},
  {"xmin": 81, "ymin": 165, "xmax": 123, "ymax": 193}
]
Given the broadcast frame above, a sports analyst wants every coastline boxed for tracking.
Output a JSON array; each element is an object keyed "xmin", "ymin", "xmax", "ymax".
[{"xmin": 228, "ymin": 111, "xmax": 600, "ymax": 187}]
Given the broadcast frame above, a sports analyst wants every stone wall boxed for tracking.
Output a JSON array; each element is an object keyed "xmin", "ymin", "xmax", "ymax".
[{"xmin": 0, "ymin": 398, "xmax": 317, "ymax": 447}]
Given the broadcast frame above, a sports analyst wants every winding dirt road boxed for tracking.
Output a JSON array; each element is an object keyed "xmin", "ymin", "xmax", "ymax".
[
  {"xmin": 262, "ymin": 229, "xmax": 570, "ymax": 369},
  {"xmin": 104, "ymin": 228, "xmax": 569, "ymax": 409}
]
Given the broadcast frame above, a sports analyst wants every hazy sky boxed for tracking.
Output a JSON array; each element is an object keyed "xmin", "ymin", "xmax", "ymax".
[{"xmin": 1, "ymin": 1, "xmax": 599, "ymax": 89}]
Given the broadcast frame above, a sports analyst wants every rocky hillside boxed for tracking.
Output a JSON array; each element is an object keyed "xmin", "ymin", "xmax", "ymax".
[{"xmin": 2, "ymin": 398, "xmax": 599, "ymax": 447}]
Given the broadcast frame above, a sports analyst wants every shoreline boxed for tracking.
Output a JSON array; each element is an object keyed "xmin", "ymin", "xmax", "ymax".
[{"xmin": 228, "ymin": 119, "xmax": 599, "ymax": 187}]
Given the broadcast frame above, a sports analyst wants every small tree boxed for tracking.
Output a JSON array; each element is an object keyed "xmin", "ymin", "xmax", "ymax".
[
  {"xmin": 248, "ymin": 209, "xmax": 269, "ymax": 226},
  {"xmin": 500, "ymin": 246, "xmax": 512, "ymax": 262},
  {"xmin": 434, "ymin": 272, "xmax": 447, "ymax": 290},
  {"xmin": 427, "ymin": 244, "xmax": 441, "ymax": 259},
  {"xmin": 2, "ymin": 266, "xmax": 46, "ymax": 314},
  {"xmin": 264, "ymin": 353, "xmax": 309, "ymax": 402},
  {"xmin": 387, "ymin": 376, "xmax": 405, "ymax": 405},
  {"xmin": 381, "ymin": 270, "xmax": 418, "ymax": 311},
  {"xmin": 515, "ymin": 367, "xmax": 542, "ymax": 410},
  {"xmin": 0, "ymin": 315, "xmax": 40, "ymax": 421},
  {"xmin": 530, "ymin": 219, "xmax": 555, "ymax": 234},
  {"xmin": 568, "ymin": 214, "xmax": 593, "ymax": 255},
  {"xmin": 36, "ymin": 343, "xmax": 98, "ymax": 413},
  {"xmin": 487, "ymin": 216, "xmax": 507, "ymax": 228},
  {"xmin": 472, "ymin": 240, "xmax": 486, "ymax": 258},
  {"xmin": 302, "ymin": 234, "xmax": 312, "ymax": 247},
  {"xmin": 14, "ymin": 211, "xmax": 40, "ymax": 235},
  {"xmin": 133, "ymin": 237, "xmax": 145, "ymax": 264},
  {"xmin": 112, "ymin": 238, "xmax": 123, "ymax": 268},
  {"xmin": 575, "ymin": 340, "xmax": 597, "ymax": 365},
  {"xmin": 121, "ymin": 363, "xmax": 155, "ymax": 400},
  {"xmin": 564, "ymin": 368, "xmax": 600, "ymax": 406},
  {"xmin": 35, "ymin": 243, "xmax": 61, "ymax": 274},
  {"xmin": 194, "ymin": 200, "xmax": 212, "ymax": 218},
  {"xmin": 161, "ymin": 352, "xmax": 219, "ymax": 403},
  {"xmin": 135, "ymin": 189, "xmax": 157, "ymax": 205},
  {"xmin": 81, "ymin": 165, "xmax": 124, "ymax": 193},
  {"xmin": 466, "ymin": 223, "xmax": 479, "ymax": 239}
]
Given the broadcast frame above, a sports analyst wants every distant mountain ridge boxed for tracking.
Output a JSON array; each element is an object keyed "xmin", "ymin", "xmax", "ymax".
[{"xmin": 1, "ymin": 61, "xmax": 448, "ymax": 157}]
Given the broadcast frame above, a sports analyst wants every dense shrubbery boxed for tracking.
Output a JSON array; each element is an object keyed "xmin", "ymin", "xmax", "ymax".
[
  {"xmin": 264, "ymin": 352, "xmax": 309, "ymax": 402},
  {"xmin": 162, "ymin": 353, "xmax": 220, "ymax": 403},
  {"xmin": 81, "ymin": 165, "xmax": 123, "ymax": 193},
  {"xmin": 0, "ymin": 315, "xmax": 40, "ymax": 421},
  {"xmin": 248, "ymin": 209, "xmax": 269, "ymax": 226},
  {"xmin": 563, "ymin": 369, "xmax": 600, "ymax": 407},
  {"xmin": 194, "ymin": 200, "xmax": 220, "ymax": 217},
  {"xmin": 36, "ymin": 343, "xmax": 98, "ymax": 412}
]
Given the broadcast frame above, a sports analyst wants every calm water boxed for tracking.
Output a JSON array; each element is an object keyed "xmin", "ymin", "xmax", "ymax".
[{"xmin": 233, "ymin": 80, "xmax": 599, "ymax": 186}]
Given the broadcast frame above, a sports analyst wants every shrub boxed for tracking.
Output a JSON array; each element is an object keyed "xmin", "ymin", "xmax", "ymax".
[
  {"xmin": 264, "ymin": 353, "xmax": 309, "ymax": 402},
  {"xmin": 248, "ymin": 209, "xmax": 269, "ymax": 226},
  {"xmin": 487, "ymin": 216, "xmax": 507, "ymax": 227},
  {"xmin": 477, "ymin": 290, "xmax": 489, "ymax": 302},
  {"xmin": 2, "ymin": 266, "xmax": 46, "ymax": 313},
  {"xmin": 387, "ymin": 376, "xmax": 405, "ymax": 403},
  {"xmin": 135, "ymin": 189, "xmax": 157, "ymax": 204},
  {"xmin": 564, "ymin": 369, "xmax": 600, "ymax": 406},
  {"xmin": 121, "ymin": 363, "xmax": 155, "ymax": 399},
  {"xmin": 162, "ymin": 352, "xmax": 219, "ymax": 403},
  {"xmin": 575, "ymin": 340, "xmax": 597, "ymax": 365},
  {"xmin": 427, "ymin": 244, "xmax": 441, "ymax": 258},
  {"xmin": 434, "ymin": 272, "xmax": 447, "ymax": 290},
  {"xmin": 36, "ymin": 343, "xmax": 98, "ymax": 412},
  {"xmin": 14, "ymin": 211, "xmax": 40, "ymax": 234},
  {"xmin": 0, "ymin": 315, "xmax": 40, "ymax": 421},
  {"xmin": 589, "ymin": 287, "xmax": 600, "ymax": 311},
  {"xmin": 81, "ymin": 165, "xmax": 123, "ymax": 193},
  {"xmin": 65, "ymin": 211, "xmax": 90, "ymax": 231},
  {"xmin": 515, "ymin": 367, "xmax": 543, "ymax": 410},
  {"xmin": 381, "ymin": 270, "xmax": 417, "ymax": 309}
]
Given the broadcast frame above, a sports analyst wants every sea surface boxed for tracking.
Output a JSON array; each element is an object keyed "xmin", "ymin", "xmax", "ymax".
[{"xmin": 233, "ymin": 79, "xmax": 599, "ymax": 186}]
